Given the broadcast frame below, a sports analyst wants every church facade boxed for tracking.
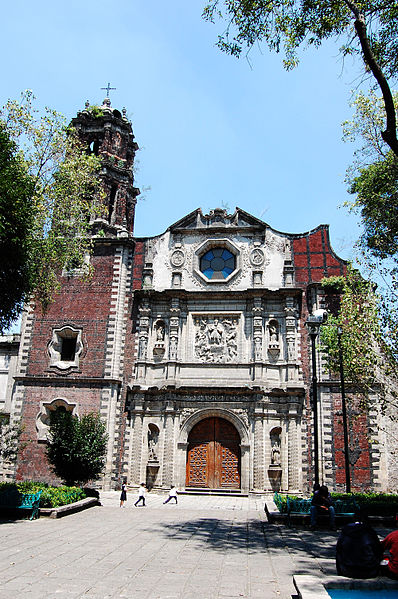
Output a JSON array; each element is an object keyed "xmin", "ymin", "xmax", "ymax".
[{"xmin": 3, "ymin": 100, "xmax": 389, "ymax": 494}]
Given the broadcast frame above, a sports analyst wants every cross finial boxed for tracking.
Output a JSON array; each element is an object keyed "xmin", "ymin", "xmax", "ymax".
[{"xmin": 101, "ymin": 82, "xmax": 116, "ymax": 98}]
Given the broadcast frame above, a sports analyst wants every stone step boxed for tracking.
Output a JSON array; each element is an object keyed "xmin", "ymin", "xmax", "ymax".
[{"xmin": 180, "ymin": 488, "xmax": 249, "ymax": 497}]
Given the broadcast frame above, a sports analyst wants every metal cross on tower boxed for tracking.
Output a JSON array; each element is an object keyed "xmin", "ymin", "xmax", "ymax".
[{"xmin": 101, "ymin": 82, "xmax": 116, "ymax": 98}]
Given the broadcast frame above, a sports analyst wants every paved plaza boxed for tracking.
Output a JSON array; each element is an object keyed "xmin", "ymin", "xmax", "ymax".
[{"xmin": 0, "ymin": 492, "xmax": 391, "ymax": 599}]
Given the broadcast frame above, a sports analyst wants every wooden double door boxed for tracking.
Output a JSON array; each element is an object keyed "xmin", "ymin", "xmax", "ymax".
[{"xmin": 186, "ymin": 417, "xmax": 241, "ymax": 489}]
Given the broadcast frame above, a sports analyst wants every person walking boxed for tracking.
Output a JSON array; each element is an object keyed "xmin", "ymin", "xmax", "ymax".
[
  {"xmin": 120, "ymin": 479, "xmax": 127, "ymax": 507},
  {"xmin": 134, "ymin": 483, "xmax": 146, "ymax": 507},
  {"xmin": 163, "ymin": 486, "xmax": 178, "ymax": 505}
]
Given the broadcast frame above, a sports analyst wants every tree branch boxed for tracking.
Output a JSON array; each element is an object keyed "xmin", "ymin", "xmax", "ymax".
[{"xmin": 343, "ymin": 0, "xmax": 398, "ymax": 156}]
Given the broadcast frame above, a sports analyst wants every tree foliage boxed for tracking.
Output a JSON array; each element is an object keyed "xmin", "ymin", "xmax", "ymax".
[
  {"xmin": 344, "ymin": 91, "xmax": 398, "ymax": 259},
  {"xmin": 320, "ymin": 268, "xmax": 398, "ymax": 409},
  {"xmin": 46, "ymin": 409, "xmax": 107, "ymax": 486},
  {"xmin": 0, "ymin": 414, "xmax": 24, "ymax": 465},
  {"xmin": 0, "ymin": 123, "xmax": 36, "ymax": 331},
  {"xmin": 0, "ymin": 91, "xmax": 105, "ymax": 332},
  {"xmin": 203, "ymin": 0, "xmax": 398, "ymax": 156},
  {"xmin": 343, "ymin": 91, "xmax": 398, "ymax": 365}
]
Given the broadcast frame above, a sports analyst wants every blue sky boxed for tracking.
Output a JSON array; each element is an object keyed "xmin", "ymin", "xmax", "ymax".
[{"xmin": 2, "ymin": 0, "xmax": 363, "ymax": 260}]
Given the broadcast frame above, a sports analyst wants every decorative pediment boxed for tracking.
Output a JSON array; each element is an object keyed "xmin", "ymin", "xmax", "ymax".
[{"xmin": 168, "ymin": 207, "xmax": 268, "ymax": 233}]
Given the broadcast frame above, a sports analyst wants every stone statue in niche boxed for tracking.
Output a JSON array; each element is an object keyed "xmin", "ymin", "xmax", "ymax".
[
  {"xmin": 155, "ymin": 321, "xmax": 165, "ymax": 342},
  {"xmin": 194, "ymin": 316, "xmax": 238, "ymax": 363},
  {"xmin": 148, "ymin": 425, "xmax": 159, "ymax": 461},
  {"xmin": 138, "ymin": 336, "xmax": 148, "ymax": 359},
  {"xmin": 268, "ymin": 320, "xmax": 280, "ymax": 347},
  {"xmin": 270, "ymin": 428, "xmax": 282, "ymax": 467}
]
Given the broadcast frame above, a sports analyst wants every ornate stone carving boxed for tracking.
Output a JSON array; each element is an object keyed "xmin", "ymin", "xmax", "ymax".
[
  {"xmin": 194, "ymin": 315, "xmax": 239, "ymax": 363},
  {"xmin": 138, "ymin": 336, "xmax": 148, "ymax": 359},
  {"xmin": 268, "ymin": 319, "xmax": 280, "ymax": 349},
  {"xmin": 250, "ymin": 248, "xmax": 265, "ymax": 266},
  {"xmin": 264, "ymin": 230, "xmax": 286, "ymax": 253},
  {"xmin": 170, "ymin": 249, "xmax": 185, "ymax": 268},
  {"xmin": 184, "ymin": 239, "xmax": 249, "ymax": 289}
]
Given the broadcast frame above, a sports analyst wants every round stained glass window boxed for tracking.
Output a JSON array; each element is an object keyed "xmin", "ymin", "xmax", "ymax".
[{"xmin": 200, "ymin": 247, "xmax": 235, "ymax": 280}]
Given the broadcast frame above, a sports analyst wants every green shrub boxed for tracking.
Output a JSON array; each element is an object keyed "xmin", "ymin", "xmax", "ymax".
[
  {"xmin": 39, "ymin": 486, "xmax": 86, "ymax": 508},
  {"xmin": 274, "ymin": 492, "xmax": 398, "ymax": 516},
  {"xmin": 0, "ymin": 481, "xmax": 86, "ymax": 507}
]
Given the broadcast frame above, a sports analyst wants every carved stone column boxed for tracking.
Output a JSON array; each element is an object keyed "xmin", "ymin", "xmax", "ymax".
[
  {"xmin": 167, "ymin": 298, "xmax": 180, "ymax": 380},
  {"xmin": 287, "ymin": 413, "xmax": 300, "ymax": 492},
  {"xmin": 252, "ymin": 298, "xmax": 263, "ymax": 379},
  {"xmin": 137, "ymin": 299, "xmax": 151, "ymax": 380},
  {"xmin": 253, "ymin": 409, "xmax": 265, "ymax": 489},
  {"xmin": 285, "ymin": 296, "xmax": 298, "ymax": 381},
  {"xmin": 161, "ymin": 402, "xmax": 175, "ymax": 487},
  {"xmin": 129, "ymin": 398, "xmax": 145, "ymax": 485}
]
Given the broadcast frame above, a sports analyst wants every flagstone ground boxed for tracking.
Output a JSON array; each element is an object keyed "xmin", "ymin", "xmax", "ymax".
[{"xmin": 0, "ymin": 492, "xmax": 393, "ymax": 599}]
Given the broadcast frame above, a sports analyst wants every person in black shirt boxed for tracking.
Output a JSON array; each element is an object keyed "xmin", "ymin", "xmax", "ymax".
[
  {"xmin": 336, "ymin": 515, "xmax": 381, "ymax": 578},
  {"xmin": 310, "ymin": 485, "xmax": 336, "ymax": 529}
]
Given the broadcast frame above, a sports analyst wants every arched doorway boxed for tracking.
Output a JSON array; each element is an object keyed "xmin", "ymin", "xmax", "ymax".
[{"xmin": 186, "ymin": 417, "xmax": 241, "ymax": 489}]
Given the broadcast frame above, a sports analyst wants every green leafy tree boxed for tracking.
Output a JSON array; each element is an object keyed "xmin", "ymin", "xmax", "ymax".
[
  {"xmin": 46, "ymin": 409, "xmax": 108, "ymax": 486},
  {"xmin": 344, "ymin": 91, "xmax": 398, "ymax": 258},
  {"xmin": 0, "ymin": 91, "xmax": 105, "ymax": 331},
  {"xmin": 0, "ymin": 414, "xmax": 24, "ymax": 467},
  {"xmin": 320, "ymin": 268, "xmax": 398, "ymax": 411},
  {"xmin": 0, "ymin": 123, "xmax": 36, "ymax": 331},
  {"xmin": 203, "ymin": 0, "xmax": 398, "ymax": 156},
  {"xmin": 343, "ymin": 91, "xmax": 398, "ymax": 361}
]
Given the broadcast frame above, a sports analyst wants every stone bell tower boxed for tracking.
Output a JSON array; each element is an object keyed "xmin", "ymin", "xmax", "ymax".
[
  {"xmin": 13, "ymin": 99, "xmax": 141, "ymax": 489},
  {"xmin": 71, "ymin": 98, "xmax": 140, "ymax": 235}
]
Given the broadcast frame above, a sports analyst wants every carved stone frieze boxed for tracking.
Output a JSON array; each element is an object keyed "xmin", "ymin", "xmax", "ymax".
[{"xmin": 194, "ymin": 315, "xmax": 239, "ymax": 363}]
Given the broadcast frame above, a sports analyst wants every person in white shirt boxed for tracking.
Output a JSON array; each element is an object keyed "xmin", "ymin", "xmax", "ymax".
[
  {"xmin": 163, "ymin": 485, "xmax": 178, "ymax": 505},
  {"xmin": 134, "ymin": 483, "xmax": 146, "ymax": 507}
]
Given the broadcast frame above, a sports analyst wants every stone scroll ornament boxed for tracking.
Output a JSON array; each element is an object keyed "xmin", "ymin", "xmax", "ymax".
[{"xmin": 194, "ymin": 316, "xmax": 238, "ymax": 363}]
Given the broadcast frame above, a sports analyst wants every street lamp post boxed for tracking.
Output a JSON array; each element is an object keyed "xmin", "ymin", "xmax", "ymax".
[{"xmin": 337, "ymin": 326, "xmax": 351, "ymax": 494}]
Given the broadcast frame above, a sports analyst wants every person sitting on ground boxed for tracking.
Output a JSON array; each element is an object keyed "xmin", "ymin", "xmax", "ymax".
[
  {"xmin": 336, "ymin": 512, "xmax": 382, "ymax": 578},
  {"xmin": 381, "ymin": 520, "xmax": 398, "ymax": 579},
  {"xmin": 310, "ymin": 485, "xmax": 336, "ymax": 530}
]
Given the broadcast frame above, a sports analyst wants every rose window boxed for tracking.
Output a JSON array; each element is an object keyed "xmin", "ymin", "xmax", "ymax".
[{"xmin": 200, "ymin": 248, "xmax": 235, "ymax": 280}]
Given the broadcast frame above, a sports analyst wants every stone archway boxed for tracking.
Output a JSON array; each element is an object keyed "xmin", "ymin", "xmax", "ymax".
[
  {"xmin": 186, "ymin": 417, "xmax": 241, "ymax": 489},
  {"xmin": 177, "ymin": 408, "xmax": 250, "ymax": 493}
]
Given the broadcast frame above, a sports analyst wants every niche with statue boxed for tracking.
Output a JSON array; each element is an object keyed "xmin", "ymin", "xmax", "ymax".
[
  {"xmin": 146, "ymin": 423, "xmax": 160, "ymax": 490},
  {"xmin": 153, "ymin": 320, "xmax": 166, "ymax": 356},
  {"xmin": 268, "ymin": 426, "xmax": 282, "ymax": 491}
]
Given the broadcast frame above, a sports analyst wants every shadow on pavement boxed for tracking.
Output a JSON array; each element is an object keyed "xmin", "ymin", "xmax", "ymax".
[{"xmin": 145, "ymin": 515, "xmax": 340, "ymax": 561}]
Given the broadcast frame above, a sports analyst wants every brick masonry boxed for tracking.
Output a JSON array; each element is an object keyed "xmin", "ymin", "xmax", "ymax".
[{"xmin": 4, "ymin": 102, "xmax": 388, "ymax": 494}]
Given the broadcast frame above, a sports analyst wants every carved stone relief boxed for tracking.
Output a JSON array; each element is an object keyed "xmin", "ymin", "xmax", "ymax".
[
  {"xmin": 170, "ymin": 249, "xmax": 185, "ymax": 268},
  {"xmin": 194, "ymin": 315, "xmax": 239, "ymax": 363}
]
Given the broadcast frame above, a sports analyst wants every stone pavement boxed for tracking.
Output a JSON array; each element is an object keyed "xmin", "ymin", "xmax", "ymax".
[{"xmin": 0, "ymin": 492, "xmax": 391, "ymax": 599}]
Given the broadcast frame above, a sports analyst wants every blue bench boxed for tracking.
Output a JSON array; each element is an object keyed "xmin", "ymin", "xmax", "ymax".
[
  {"xmin": 286, "ymin": 496, "xmax": 358, "ymax": 526},
  {"xmin": 0, "ymin": 490, "xmax": 42, "ymax": 520}
]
